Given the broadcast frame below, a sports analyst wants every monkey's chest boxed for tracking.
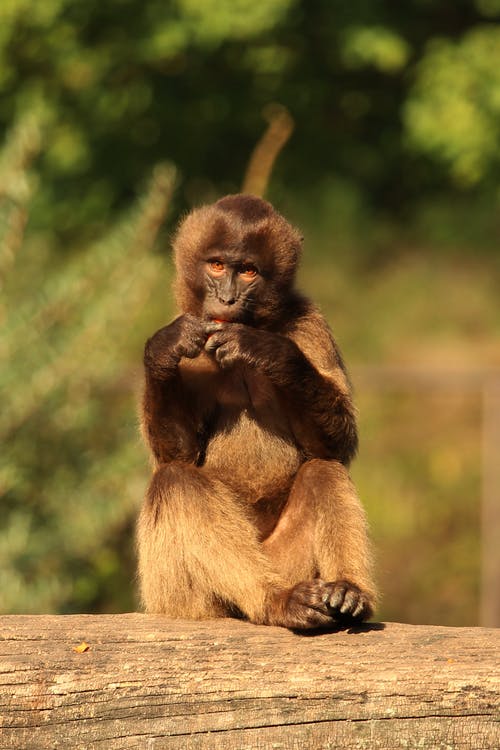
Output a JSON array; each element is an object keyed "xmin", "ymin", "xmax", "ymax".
[{"xmin": 202, "ymin": 368, "xmax": 303, "ymax": 501}]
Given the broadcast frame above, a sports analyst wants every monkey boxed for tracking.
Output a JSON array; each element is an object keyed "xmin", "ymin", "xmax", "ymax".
[{"xmin": 137, "ymin": 194, "xmax": 377, "ymax": 630}]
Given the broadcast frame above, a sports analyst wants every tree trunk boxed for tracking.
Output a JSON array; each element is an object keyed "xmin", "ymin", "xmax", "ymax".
[{"xmin": 0, "ymin": 615, "xmax": 498, "ymax": 749}]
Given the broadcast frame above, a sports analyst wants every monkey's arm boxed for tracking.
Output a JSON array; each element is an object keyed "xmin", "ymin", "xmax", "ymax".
[
  {"xmin": 286, "ymin": 311, "xmax": 358, "ymax": 464},
  {"xmin": 142, "ymin": 314, "xmax": 207, "ymax": 464},
  {"xmin": 205, "ymin": 311, "xmax": 357, "ymax": 464}
]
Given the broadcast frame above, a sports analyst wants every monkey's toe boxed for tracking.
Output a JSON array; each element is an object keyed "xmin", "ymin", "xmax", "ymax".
[{"xmin": 324, "ymin": 580, "xmax": 373, "ymax": 622}]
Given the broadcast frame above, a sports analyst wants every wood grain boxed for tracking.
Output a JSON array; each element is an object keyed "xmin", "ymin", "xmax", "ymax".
[{"xmin": 0, "ymin": 615, "xmax": 498, "ymax": 749}]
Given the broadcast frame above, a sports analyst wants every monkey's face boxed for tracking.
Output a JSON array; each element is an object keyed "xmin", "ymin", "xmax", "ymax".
[
  {"xmin": 202, "ymin": 252, "xmax": 262, "ymax": 324},
  {"xmin": 173, "ymin": 194, "xmax": 303, "ymax": 327}
]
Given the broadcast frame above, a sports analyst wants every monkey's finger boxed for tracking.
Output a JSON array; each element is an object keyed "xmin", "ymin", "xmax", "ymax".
[
  {"xmin": 214, "ymin": 346, "xmax": 238, "ymax": 370},
  {"xmin": 183, "ymin": 346, "xmax": 203, "ymax": 359},
  {"xmin": 204, "ymin": 341, "xmax": 223, "ymax": 355},
  {"xmin": 204, "ymin": 334, "xmax": 223, "ymax": 353},
  {"xmin": 327, "ymin": 583, "xmax": 348, "ymax": 611},
  {"xmin": 302, "ymin": 607, "xmax": 337, "ymax": 628},
  {"xmin": 205, "ymin": 328, "xmax": 236, "ymax": 352},
  {"xmin": 180, "ymin": 339, "xmax": 205, "ymax": 359},
  {"xmin": 340, "ymin": 589, "xmax": 360, "ymax": 615},
  {"xmin": 205, "ymin": 322, "xmax": 225, "ymax": 335},
  {"xmin": 194, "ymin": 330, "xmax": 208, "ymax": 345},
  {"xmin": 352, "ymin": 598, "xmax": 368, "ymax": 620}
]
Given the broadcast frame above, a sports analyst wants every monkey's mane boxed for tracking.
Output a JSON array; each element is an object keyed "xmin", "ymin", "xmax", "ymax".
[{"xmin": 172, "ymin": 194, "xmax": 303, "ymax": 322}]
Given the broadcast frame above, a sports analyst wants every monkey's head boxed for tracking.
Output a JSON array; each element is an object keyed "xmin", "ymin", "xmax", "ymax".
[{"xmin": 173, "ymin": 194, "xmax": 303, "ymax": 327}]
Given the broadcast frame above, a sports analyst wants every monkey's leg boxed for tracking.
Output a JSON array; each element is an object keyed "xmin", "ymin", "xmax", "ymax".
[
  {"xmin": 137, "ymin": 461, "xmax": 291, "ymax": 623},
  {"xmin": 263, "ymin": 459, "xmax": 377, "ymax": 622}
]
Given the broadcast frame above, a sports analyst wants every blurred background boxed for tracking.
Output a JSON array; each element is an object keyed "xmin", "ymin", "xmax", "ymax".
[{"xmin": 1, "ymin": 0, "xmax": 499, "ymax": 627}]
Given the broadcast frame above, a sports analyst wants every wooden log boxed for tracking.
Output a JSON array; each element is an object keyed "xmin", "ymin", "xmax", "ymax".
[{"xmin": 0, "ymin": 615, "xmax": 498, "ymax": 749}]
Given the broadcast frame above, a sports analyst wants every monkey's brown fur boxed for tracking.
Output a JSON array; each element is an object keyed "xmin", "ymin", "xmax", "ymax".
[{"xmin": 137, "ymin": 194, "xmax": 376, "ymax": 630}]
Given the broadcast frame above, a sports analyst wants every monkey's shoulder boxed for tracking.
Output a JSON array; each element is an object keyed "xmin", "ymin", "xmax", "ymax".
[{"xmin": 284, "ymin": 306, "xmax": 344, "ymax": 372}]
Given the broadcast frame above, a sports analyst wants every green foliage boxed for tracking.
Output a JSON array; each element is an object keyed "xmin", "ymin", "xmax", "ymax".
[
  {"xmin": 475, "ymin": 0, "xmax": 500, "ymax": 18},
  {"xmin": 405, "ymin": 25, "xmax": 500, "ymax": 185},
  {"xmin": 0, "ymin": 1, "xmax": 498, "ymax": 249},
  {"xmin": 177, "ymin": 0, "xmax": 295, "ymax": 42},
  {"xmin": 341, "ymin": 26, "xmax": 411, "ymax": 73},
  {"xmin": 0, "ymin": 118, "xmax": 176, "ymax": 613}
]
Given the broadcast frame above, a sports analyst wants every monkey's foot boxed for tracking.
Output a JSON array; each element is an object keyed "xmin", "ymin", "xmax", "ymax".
[
  {"xmin": 267, "ymin": 579, "xmax": 374, "ymax": 630},
  {"xmin": 322, "ymin": 579, "xmax": 374, "ymax": 622}
]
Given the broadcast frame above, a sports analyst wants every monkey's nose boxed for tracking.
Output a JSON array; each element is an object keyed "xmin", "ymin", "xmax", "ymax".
[{"xmin": 220, "ymin": 296, "xmax": 236, "ymax": 305}]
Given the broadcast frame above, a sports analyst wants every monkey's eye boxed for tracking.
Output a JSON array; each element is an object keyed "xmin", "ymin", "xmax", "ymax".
[
  {"xmin": 239, "ymin": 264, "xmax": 258, "ymax": 280},
  {"xmin": 208, "ymin": 260, "xmax": 225, "ymax": 275}
]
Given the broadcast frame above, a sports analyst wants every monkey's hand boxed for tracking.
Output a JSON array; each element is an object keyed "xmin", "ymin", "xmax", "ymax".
[
  {"xmin": 204, "ymin": 323, "xmax": 291, "ymax": 370},
  {"xmin": 144, "ymin": 314, "xmax": 207, "ymax": 378}
]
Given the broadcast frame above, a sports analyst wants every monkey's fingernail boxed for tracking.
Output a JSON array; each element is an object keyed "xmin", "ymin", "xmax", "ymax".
[
  {"xmin": 352, "ymin": 600, "xmax": 365, "ymax": 619},
  {"xmin": 340, "ymin": 591, "xmax": 358, "ymax": 614},
  {"xmin": 328, "ymin": 591, "xmax": 344, "ymax": 610},
  {"xmin": 205, "ymin": 339, "xmax": 221, "ymax": 355}
]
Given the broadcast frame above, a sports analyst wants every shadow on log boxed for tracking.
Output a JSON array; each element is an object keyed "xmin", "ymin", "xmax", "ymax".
[{"xmin": 0, "ymin": 615, "xmax": 498, "ymax": 749}]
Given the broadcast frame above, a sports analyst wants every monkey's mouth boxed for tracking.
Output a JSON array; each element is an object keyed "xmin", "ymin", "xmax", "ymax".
[
  {"xmin": 205, "ymin": 305, "xmax": 252, "ymax": 324},
  {"xmin": 206, "ymin": 313, "xmax": 241, "ymax": 323}
]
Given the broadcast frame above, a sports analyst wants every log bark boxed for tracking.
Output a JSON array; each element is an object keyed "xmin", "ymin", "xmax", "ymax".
[{"xmin": 0, "ymin": 615, "xmax": 498, "ymax": 749}]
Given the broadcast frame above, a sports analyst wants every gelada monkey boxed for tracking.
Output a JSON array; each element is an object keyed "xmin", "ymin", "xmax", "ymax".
[{"xmin": 137, "ymin": 194, "xmax": 376, "ymax": 629}]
